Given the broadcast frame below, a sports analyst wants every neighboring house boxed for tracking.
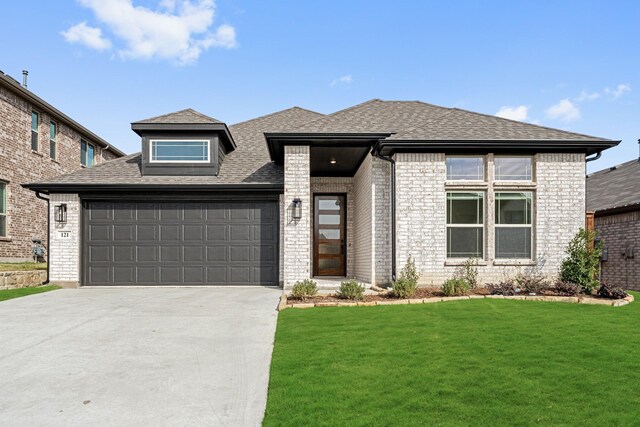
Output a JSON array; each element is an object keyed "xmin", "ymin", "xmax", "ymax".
[
  {"xmin": 24, "ymin": 100, "xmax": 617, "ymax": 287},
  {"xmin": 0, "ymin": 71, "xmax": 126, "ymax": 262},
  {"xmin": 587, "ymin": 158, "xmax": 640, "ymax": 290}
]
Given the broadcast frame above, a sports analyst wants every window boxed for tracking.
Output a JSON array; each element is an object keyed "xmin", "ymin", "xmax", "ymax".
[
  {"xmin": 31, "ymin": 111, "xmax": 39, "ymax": 151},
  {"xmin": 495, "ymin": 192, "xmax": 532, "ymax": 258},
  {"xmin": 49, "ymin": 122, "xmax": 57, "ymax": 160},
  {"xmin": 446, "ymin": 157, "xmax": 484, "ymax": 180},
  {"xmin": 495, "ymin": 157, "xmax": 532, "ymax": 181},
  {"xmin": 81, "ymin": 139, "xmax": 95, "ymax": 167},
  {"xmin": 150, "ymin": 140, "xmax": 209, "ymax": 163},
  {"xmin": 446, "ymin": 192, "xmax": 484, "ymax": 258},
  {"xmin": 0, "ymin": 182, "xmax": 6, "ymax": 237}
]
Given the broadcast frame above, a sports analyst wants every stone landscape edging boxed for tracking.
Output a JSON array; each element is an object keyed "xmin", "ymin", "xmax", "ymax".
[
  {"xmin": 0, "ymin": 270, "xmax": 47, "ymax": 290},
  {"xmin": 278, "ymin": 293, "xmax": 634, "ymax": 311}
]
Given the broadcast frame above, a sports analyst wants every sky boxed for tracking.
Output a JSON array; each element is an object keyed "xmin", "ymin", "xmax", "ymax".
[{"xmin": 1, "ymin": 0, "xmax": 638, "ymax": 172}]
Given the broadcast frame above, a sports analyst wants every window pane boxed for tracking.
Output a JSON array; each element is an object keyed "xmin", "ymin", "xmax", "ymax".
[
  {"xmin": 81, "ymin": 140, "xmax": 87, "ymax": 166},
  {"xmin": 447, "ymin": 192, "xmax": 483, "ymax": 224},
  {"xmin": 31, "ymin": 131, "xmax": 38, "ymax": 151},
  {"xmin": 447, "ymin": 227, "xmax": 483, "ymax": 258},
  {"xmin": 31, "ymin": 112, "xmax": 38, "ymax": 131},
  {"xmin": 495, "ymin": 157, "xmax": 532, "ymax": 181},
  {"xmin": 446, "ymin": 157, "xmax": 484, "ymax": 180},
  {"xmin": 319, "ymin": 214, "xmax": 340, "ymax": 225},
  {"xmin": 318, "ymin": 199, "xmax": 340, "ymax": 210},
  {"xmin": 151, "ymin": 140, "xmax": 209, "ymax": 162},
  {"xmin": 50, "ymin": 140, "xmax": 56, "ymax": 160},
  {"xmin": 50, "ymin": 122, "xmax": 56, "ymax": 140},
  {"xmin": 496, "ymin": 227, "xmax": 531, "ymax": 258},
  {"xmin": 0, "ymin": 183, "xmax": 5, "ymax": 213},
  {"xmin": 318, "ymin": 258, "xmax": 341, "ymax": 269},
  {"xmin": 318, "ymin": 229, "xmax": 340, "ymax": 239},
  {"xmin": 87, "ymin": 144, "xmax": 94, "ymax": 167},
  {"xmin": 0, "ymin": 215, "xmax": 5, "ymax": 237},
  {"xmin": 318, "ymin": 243, "xmax": 341, "ymax": 254},
  {"xmin": 496, "ymin": 192, "xmax": 531, "ymax": 224}
]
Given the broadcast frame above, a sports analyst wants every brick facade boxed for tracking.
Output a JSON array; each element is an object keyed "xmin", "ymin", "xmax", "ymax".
[
  {"xmin": 595, "ymin": 210, "xmax": 640, "ymax": 290},
  {"xmin": 0, "ymin": 83, "xmax": 121, "ymax": 261}
]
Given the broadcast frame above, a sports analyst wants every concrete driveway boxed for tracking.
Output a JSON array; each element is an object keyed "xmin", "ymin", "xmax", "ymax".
[{"xmin": 0, "ymin": 287, "xmax": 281, "ymax": 426}]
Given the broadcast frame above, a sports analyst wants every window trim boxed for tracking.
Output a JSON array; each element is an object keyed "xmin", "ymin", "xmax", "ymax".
[
  {"xmin": 0, "ymin": 181, "xmax": 7, "ymax": 238},
  {"xmin": 445, "ymin": 155, "xmax": 486, "ymax": 181},
  {"xmin": 49, "ymin": 121, "xmax": 57, "ymax": 160},
  {"xmin": 81, "ymin": 139, "xmax": 95, "ymax": 167},
  {"xmin": 31, "ymin": 111, "xmax": 39, "ymax": 151},
  {"xmin": 445, "ymin": 191, "xmax": 485, "ymax": 260},
  {"xmin": 494, "ymin": 155, "xmax": 534, "ymax": 182},
  {"xmin": 494, "ymin": 191, "xmax": 534, "ymax": 259},
  {"xmin": 149, "ymin": 139, "xmax": 210, "ymax": 164}
]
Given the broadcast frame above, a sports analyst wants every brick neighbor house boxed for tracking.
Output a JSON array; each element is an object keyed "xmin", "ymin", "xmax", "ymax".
[
  {"xmin": 587, "ymin": 158, "xmax": 640, "ymax": 291},
  {"xmin": 24, "ymin": 100, "xmax": 618, "ymax": 287},
  {"xmin": 0, "ymin": 71, "xmax": 125, "ymax": 261}
]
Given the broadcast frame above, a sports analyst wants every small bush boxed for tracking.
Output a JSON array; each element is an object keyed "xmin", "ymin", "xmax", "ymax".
[
  {"xmin": 487, "ymin": 280, "xmax": 517, "ymax": 296},
  {"xmin": 337, "ymin": 279, "xmax": 365, "ymax": 300},
  {"xmin": 442, "ymin": 278, "xmax": 470, "ymax": 296},
  {"xmin": 516, "ymin": 273, "xmax": 548, "ymax": 295},
  {"xmin": 399, "ymin": 256, "xmax": 420, "ymax": 284},
  {"xmin": 457, "ymin": 258, "xmax": 479, "ymax": 289},
  {"xmin": 554, "ymin": 280, "xmax": 580, "ymax": 296},
  {"xmin": 290, "ymin": 279, "xmax": 318, "ymax": 300},
  {"xmin": 392, "ymin": 278, "xmax": 418, "ymax": 299},
  {"xmin": 597, "ymin": 283, "xmax": 628, "ymax": 300},
  {"xmin": 560, "ymin": 228, "xmax": 602, "ymax": 294}
]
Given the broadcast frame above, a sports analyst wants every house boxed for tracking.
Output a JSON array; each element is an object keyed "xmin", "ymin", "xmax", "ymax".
[
  {"xmin": 24, "ymin": 100, "xmax": 618, "ymax": 287},
  {"xmin": 0, "ymin": 71, "xmax": 126, "ymax": 262},
  {"xmin": 587, "ymin": 157, "xmax": 640, "ymax": 291}
]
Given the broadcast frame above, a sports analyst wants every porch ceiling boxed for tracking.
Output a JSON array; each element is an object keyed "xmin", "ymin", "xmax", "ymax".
[{"xmin": 310, "ymin": 146, "xmax": 370, "ymax": 176}]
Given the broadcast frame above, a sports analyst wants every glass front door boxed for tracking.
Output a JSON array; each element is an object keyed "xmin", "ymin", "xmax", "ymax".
[{"xmin": 314, "ymin": 194, "xmax": 346, "ymax": 276}]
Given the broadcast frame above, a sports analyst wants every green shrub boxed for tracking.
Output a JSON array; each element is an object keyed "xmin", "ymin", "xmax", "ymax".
[
  {"xmin": 337, "ymin": 279, "xmax": 365, "ymax": 300},
  {"xmin": 560, "ymin": 228, "xmax": 602, "ymax": 294},
  {"xmin": 399, "ymin": 256, "xmax": 420, "ymax": 284},
  {"xmin": 392, "ymin": 278, "xmax": 418, "ymax": 299},
  {"xmin": 290, "ymin": 279, "xmax": 318, "ymax": 300},
  {"xmin": 442, "ymin": 278, "xmax": 470, "ymax": 296},
  {"xmin": 457, "ymin": 258, "xmax": 479, "ymax": 289}
]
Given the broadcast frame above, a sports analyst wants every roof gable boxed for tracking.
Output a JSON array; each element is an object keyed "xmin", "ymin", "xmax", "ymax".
[{"xmin": 133, "ymin": 108, "xmax": 222, "ymax": 124}]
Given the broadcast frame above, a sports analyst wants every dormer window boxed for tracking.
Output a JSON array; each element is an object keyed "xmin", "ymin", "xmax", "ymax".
[{"xmin": 150, "ymin": 140, "xmax": 210, "ymax": 163}]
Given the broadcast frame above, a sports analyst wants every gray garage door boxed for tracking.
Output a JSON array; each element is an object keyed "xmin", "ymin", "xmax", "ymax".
[{"xmin": 83, "ymin": 201, "xmax": 278, "ymax": 286}]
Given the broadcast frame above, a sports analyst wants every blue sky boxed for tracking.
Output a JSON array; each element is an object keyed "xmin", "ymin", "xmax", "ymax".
[{"xmin": 1, "ymin": 0, "xmax": 638, "ymax": 172}]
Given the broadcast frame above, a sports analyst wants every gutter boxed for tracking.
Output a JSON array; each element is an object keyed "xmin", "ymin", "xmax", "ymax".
[
  {"xmin": 34, "ymin": 191, "xmax": 50, "ymax": 285},
  {"xmin": 372, "ymin": 144, "xmax": 397, "ymax": 282},
  {"xmin": 585, "ymin": 151, "xmax": 602, "ymax": 162}
]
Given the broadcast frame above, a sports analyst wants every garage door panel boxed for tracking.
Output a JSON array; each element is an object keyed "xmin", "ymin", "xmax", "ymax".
[{"xmin": 85, "ymin": 201, "xmax": 278, "ymax": 286}]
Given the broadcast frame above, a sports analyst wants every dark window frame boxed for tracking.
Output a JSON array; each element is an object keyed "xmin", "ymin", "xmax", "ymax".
[
  {"xmin": 81, "ymin": 139, "xmax": 96, "ymax": 167},
  {"xmin": 49, "ymin": 121, "xmax": 57, "ymax": 160},
  {"xmin": 31, "ymin": 111, "xmax": 39, "ymax": 151},
  {"xmin": 0, "ymin": 181, "xmax": 7, "ymax": 237}
]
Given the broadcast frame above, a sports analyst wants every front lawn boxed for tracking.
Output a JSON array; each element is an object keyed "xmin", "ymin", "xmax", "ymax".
[
  {"xmin": 0, "ymin": 285, "xmax": 60, "ymax": 302},
  {"xmin": 0, "ymin": 262, "xmax": 47, "ymax": 271},
  {"xmin": 264, "ymin": 294, "xmax": 640, "ymax": 426}
]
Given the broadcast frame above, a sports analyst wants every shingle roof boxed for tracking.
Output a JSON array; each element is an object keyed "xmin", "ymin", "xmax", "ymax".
[
  {"xmin": 286, "ymin": 99, "xmax": 611, "ymax": 141},
  {"xmin": 133, "ymin": 108, "xmax": 223, "ymax": 124},
  {"xmin": 587, "ymin": 159, "xmax": 640, "ymax": 212},
  {"xmin": 26, "ymin": 107, "xmax": 324, "ymax": 187}
]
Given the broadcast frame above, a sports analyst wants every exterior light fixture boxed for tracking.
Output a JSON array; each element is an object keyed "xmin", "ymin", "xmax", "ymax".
[
  {"xmin": 292, "ymin": 198, "xmax": 302, "ymax": 221},
  {"xmin": 55, "ymin": 204, "xmax": 67, "ymax": 223},
  {"xmin": 330, "ymin": 159, "xmax": 337, "ymax": 164}
]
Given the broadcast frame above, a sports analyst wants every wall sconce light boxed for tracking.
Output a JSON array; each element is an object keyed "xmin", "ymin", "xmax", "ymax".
[
  {"xmin": 55, "ymin": 204, "xmax": 67, "ymax": 223},
  {"xmin": 292, "ymin": 198, "xmax": 302, "ymax": 221}
]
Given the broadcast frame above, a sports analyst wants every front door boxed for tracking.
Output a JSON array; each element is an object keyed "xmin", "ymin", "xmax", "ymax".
[{"xmin": 314, "ymin": 194, "xmax": 346, "ymax": 276}]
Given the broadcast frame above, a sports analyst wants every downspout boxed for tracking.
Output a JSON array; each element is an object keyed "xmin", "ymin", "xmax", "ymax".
[
  {"xmin": 585, "ymin": 151, "xmax": 602, "ymax": 163},
  {"xmin": 372, "ymin": 144, "xmax": 397, "ymax": 282},
  {"xmin": 34, "ymin": 191, "xmax": 50, "ymax": 285}
]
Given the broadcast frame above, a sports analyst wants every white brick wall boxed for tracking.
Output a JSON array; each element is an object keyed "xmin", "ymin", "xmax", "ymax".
[
  {"xmin": 372, "ymin": 157, "xmax": 392, "ymax": 284},
  {"xmin": 353, "ymin": 155, "xmax": 373, "ymax": 282},
  {"xmin": 283, "ymin": 145, "xmax": 311, "ymax": 287},
  {"xmin": 49, "ymin": 193, "xmax": 80, "ymax": 284},
  {"xmin": 395, "ymin": 152, "xmax": 586, "ymax": 286}
]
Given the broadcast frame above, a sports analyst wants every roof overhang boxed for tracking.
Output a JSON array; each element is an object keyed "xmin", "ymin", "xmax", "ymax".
[
  {"xmin": 592, "ymin": 201, "xmax": 640, "ymax": 217},
  {"xmin": 22, "ymin": 182, "xmax": 281, "ymax": 194},
  {"xmin": 131, "ymin": 122, "xmax": 237, "ymax": 152},
  {"xmin": 374, "ymin": 139, "xmax": 621, "ymax": 156},
  {"xmin": 264, "ymin": 133, "xmax": 392, "ymax": 164}
]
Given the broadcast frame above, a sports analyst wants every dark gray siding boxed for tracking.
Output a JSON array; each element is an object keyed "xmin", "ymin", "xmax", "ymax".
[
  {"xmin": 83, "ymin": 201, "xmax": 278, "ymax": 286},
  {"xmin": 141, "ymin": 132, "xmax": 220, "ymax": 176}
]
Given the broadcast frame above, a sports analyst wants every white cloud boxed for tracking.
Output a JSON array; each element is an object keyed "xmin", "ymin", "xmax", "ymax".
[
  {"xmin": 545, "ymin": 99, "xmax": 581, "ymax": 122},
  {"xmin": 604, "ymin": 83, "xmax": 631, "ymax": 98},
  {"xmin": 62, "ymin": 0, "xmax": 236, "ymax": 65},
  {"xmin": 330, "ymin": 74, "xmax": 352, "ymax": 87},
  {"xmin": 575, "ymin": 90, "xmax": 600, "ymax": 102},
  {"xmin": 495, "ymin": 105, "xmax": 528, "ymax": 121},
  {"xmin": 60, "ymin": 22, "xmax": 112, "ymax": 50}
]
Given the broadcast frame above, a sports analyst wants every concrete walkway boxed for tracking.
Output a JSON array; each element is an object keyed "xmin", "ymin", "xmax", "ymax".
[{"xmin": 0, "ymin": 287, "xmax": 281, "ymax": 426}]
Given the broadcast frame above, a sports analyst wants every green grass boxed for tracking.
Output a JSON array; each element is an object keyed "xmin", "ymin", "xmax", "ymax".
[
  {"xmin": 0, "ymin": 262, "xmax": 47, "ymax": 271},
  {"xmin": 0, "ymin": 285, "xmax": 60, "ymax": 302},
  {"xmin": 264, "ymin": 293, "xmax": 640, "ymax": 426}
]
